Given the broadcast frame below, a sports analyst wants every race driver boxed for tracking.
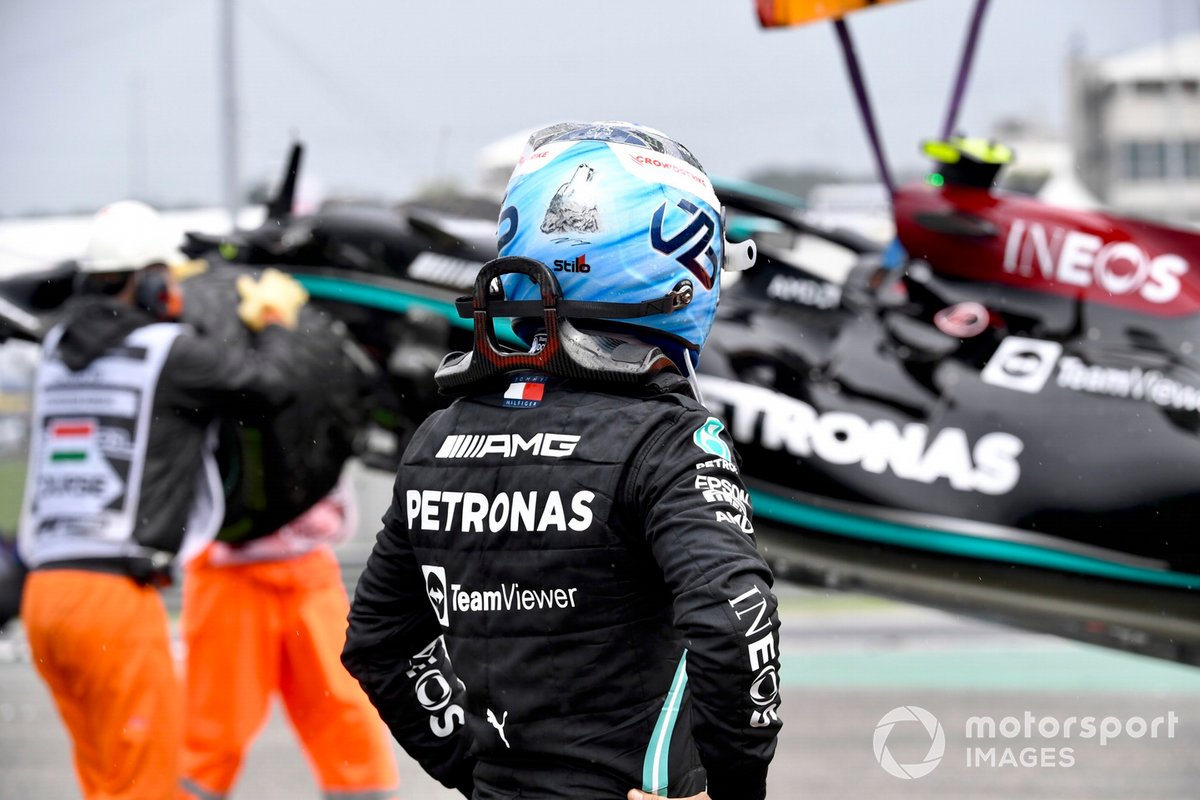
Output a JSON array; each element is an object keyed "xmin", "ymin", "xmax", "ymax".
[{"xmin": 342, "ymin": 121, "xmax": 781, "ymax": 800}]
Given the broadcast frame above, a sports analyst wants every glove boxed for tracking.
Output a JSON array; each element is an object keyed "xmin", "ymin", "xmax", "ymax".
[
  {"xmin": 236, "ymin": 267, "xmax": 309, "ymax": 331},
  {"xmin": 169, "ymin": 258, "xmax": 209, "ymax": 283}
]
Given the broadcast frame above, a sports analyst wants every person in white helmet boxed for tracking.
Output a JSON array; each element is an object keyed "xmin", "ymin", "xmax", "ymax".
[{"xmin": 17, "ymin": 200, "xmax": 308, "ymax": 800}]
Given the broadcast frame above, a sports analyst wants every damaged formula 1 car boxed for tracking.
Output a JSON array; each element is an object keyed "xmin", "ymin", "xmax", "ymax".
[{"xmin": 5, "ymin": 29, "xmax": 1200, "ymax": 665}]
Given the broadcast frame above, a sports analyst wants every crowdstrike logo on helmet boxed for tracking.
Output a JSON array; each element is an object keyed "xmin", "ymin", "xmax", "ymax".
[
  {"xmin": 873, "ymin": 706, "xmax": 946, "ymax": 779},
  {"xmin": 629, "ymin": 152, "xmax": 709, "ymax": 190}
]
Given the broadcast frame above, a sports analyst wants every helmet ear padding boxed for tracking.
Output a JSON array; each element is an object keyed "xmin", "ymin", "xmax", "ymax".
[
  {"xmin": 134, "ymin": 268, "xmax": 181, "ymax": 319},
  {"xmin": 723, "ymin": 238, "xmax": 757, "ymax": 272}
]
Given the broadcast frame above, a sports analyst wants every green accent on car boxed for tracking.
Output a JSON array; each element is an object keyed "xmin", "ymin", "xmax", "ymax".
[
  {"xmin": 372, "ymin": 408, "xmax": 397, "ymax": 426},
  {"xmin": 726, "ymin": 217, "xmax": 785, "ymax": 241},
  {"xmin": 293, "ymin": 274, "xmax": 522, "ymax": 345},
  {"xmin": 711, "ymin": 175, "xmax": 807, "ymax": 209},
  {"xmin": 289, "ymin": 273, "xmax": 1199, "ymax": 592},
  {"xmin": 780, "ymin": 644, "xmax": 1200, "ymax": 692},
  {"xmin": 749, "ymin": 488, "xmax": 1200, "ymax": 591}
]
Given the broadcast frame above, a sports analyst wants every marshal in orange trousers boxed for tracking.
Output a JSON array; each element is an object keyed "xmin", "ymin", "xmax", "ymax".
[
  {"xmin": 180, "ymin": 545, "xmax": 399, "ymax": 799},
  {"xmin": 23, "ymin": 569, "xmax": 183, "ymax": 800}
]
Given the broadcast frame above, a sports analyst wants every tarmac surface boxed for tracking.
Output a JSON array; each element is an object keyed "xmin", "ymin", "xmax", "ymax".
[{"xmin": 3, "ymin": 465, "xmax": 1200, "ymax": 799}]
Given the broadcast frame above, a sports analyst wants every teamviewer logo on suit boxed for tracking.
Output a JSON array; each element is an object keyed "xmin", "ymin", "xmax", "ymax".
[
  {"xmin": 981, "ymin": 337, "xmax": 1063, "ymax": 394},
  {"xmin": 423, "ymin": 565, "xmax": 450, "ymax": 627}
]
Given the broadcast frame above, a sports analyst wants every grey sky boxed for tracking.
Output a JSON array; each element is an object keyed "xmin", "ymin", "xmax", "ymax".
[{"xmin": 0, "ymin": 0, "xmax": 1196, "ymax": 216}]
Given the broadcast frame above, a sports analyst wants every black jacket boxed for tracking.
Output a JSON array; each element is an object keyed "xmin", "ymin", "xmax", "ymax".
[
  {"xmin": 343, "ymin": 374, "xmax": 782, "ymax": 799},
  {"xmin": 44, "ymin": 298, "xmax": 296, "ymax": 569}
]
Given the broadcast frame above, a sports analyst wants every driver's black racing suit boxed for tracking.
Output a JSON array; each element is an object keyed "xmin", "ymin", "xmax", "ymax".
[{"xmin": 342, "ymin": 372, "xmax": 782, "ymax": 799}]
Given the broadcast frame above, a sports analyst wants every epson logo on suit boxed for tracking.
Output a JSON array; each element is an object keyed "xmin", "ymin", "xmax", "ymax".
[
  {"xmin": 402, "ymin": 628, "xmax": 466, "ymax": 739},
  {"xmin": 435, "ymin": 432, "xmax": 580, "ymax": 459}
]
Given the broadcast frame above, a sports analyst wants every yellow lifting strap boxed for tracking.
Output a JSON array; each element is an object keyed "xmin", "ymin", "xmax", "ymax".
[{"xmin": 922, "ymin": 136, "xmax": 1013, "ymax": 166}]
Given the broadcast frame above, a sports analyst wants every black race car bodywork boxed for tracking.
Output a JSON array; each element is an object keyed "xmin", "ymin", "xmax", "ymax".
[
  {"xmin": 2, "ymin": 147, "xmax": 1197, "ymax": 664},
  {"xmin": 702, "ymin": 183, "xmax": 1200, "ymax": 664}
]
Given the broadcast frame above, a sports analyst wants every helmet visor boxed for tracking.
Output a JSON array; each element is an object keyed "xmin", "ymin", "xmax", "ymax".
[{"xmin": 526, "ymin": 122, "xmax": 707, "ymax": 173}]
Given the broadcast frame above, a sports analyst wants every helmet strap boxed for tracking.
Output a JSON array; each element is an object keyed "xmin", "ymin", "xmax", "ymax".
[
  {"xmin": 682, "ymin": 347, "xmax": 705, "ymax": 405},
  {"xmin": 435, "ymin": 257, "xmax": 681, "ymax": 395}
]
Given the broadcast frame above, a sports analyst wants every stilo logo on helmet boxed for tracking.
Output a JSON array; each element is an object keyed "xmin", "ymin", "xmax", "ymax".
[{"xmin": 494, "ymin": 121, "xmax": 749, "ymax": 372}]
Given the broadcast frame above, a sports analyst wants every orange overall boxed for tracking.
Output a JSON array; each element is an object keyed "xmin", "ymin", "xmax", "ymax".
[
  {"xmin": 180, "ymin": 493, "xmax": 399, "ymax": 800},
  {"xmin": 23, "ymin": 569, "xmax": 183, "ymax": 800}
]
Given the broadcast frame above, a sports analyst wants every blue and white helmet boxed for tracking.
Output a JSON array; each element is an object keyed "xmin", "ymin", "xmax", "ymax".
[{"xmin": 497, "ymin": 121, "xmax": 747, "ymax": 370}]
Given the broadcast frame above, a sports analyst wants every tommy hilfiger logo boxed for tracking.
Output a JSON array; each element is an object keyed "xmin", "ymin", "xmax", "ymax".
[{"xmin": 503, "ymin": 376, "xmax": 548, "ymax": 408}]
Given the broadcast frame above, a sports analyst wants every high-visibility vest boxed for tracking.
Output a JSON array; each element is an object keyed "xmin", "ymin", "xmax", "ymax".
[{"xmin": 18, "ymin": 322, "xmax": 221, "ymax": 568}]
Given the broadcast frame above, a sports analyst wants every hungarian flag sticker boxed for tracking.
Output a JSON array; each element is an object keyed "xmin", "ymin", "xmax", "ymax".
[
  {"xmin": 503, "ymin": 378, "xmax": 546, "ymax": 408},
  {"xmin": 37, "ymin": 416, "xmax": 125, "ymax": 515},
  {"xmin": 48, "ymin": 419, "xmax": 95, "ymax": 462}
]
